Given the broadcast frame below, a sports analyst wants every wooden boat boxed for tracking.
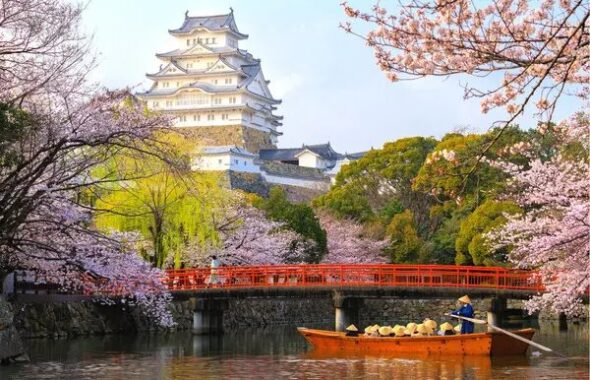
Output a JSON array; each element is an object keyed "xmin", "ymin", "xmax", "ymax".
[{"xmin": 297, "ymin": 327, "xmax": 535, "ymax": 356}]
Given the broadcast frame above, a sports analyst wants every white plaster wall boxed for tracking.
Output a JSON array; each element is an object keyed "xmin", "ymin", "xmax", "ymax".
[
  {"xmin": 193, "ymin": 154, "xmax": 260, "ymax": 173},
  {"xmin": 261, "ymin": 173, "xmax": 330, "ymax": 191},
  {"xmin": 298, "ymin": 152, "xmax": 320, "ymax": 168}
]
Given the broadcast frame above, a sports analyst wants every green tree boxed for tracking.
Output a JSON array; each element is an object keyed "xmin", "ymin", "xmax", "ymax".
[
  {"xmin": 257, "ymin": 187, "xmax": 327, "ymax": 263},
  {"xmin": 93, "ymin": 134, "xmax": 228, "ymax": 268},
  {"xmin": 315, "ymin": 136, "xmax": 437, "ymax": 226},
  {"xmin": 455, "ymin": 200, "xmax": 522, "ymax": 266},
  {"xmin": 385, "ymin": 210, "xmax": 431, "ymax": 263}
]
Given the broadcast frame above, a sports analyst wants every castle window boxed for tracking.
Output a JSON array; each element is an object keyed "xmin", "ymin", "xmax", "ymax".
[
  {"xmin": 218, "ymin": 159, "xmax": 222, "ymax": 164},
  {"xmin": 214, "ymin": 98, "xmax": 221, "ymax": 105},
  {"xmin": 205, "ymin": 38, "xmax": 210, "ymax": 44},
  {"xmin": 243, "ymin": 161, "xmax": 246, "ymax": 166},
  {"xmin": 234, "ymin": 159, "xmax": 239, "ymax": 164},
  {"xmin": 207, "ymin": 62, "xmax": 213, "ymax": 68},
  {"xmin": 208, "ymin": 114, "xmax": 214, "ymax": 121},
  {"xmin": 186, "ymin": 39, "xmax": 190, "ymax": 46},
  {"xmin": 193, "ymin": 114, "xmax": 200, "ymax": 121},
  {"xmin": 225, "ymin": 78, "xmax": 232, "ymax": 84},
  {"xmin": 222, "ymin": 113, "xmax": 228, "ymax": 120},
  {"xmin": 197, "ymin": 38, "xmax": 202, "ymax": 44},
  {"xmin": 176, "ymin": 82, "xmax": 180, "ymax": 87},
  {"xmin": 192, "ymin": 38, "xmax": 196, "ymax": 45},
  {"xmin": 179, "ymin": 115, "xmax": 187, "ymax": 122},
  {"xmin": 229, "ymin": 97, "xmax": 236, "ymax": 104},
  {"xmin": 214, "ymin": 79, "xmax": 218, "ymax": 84}
]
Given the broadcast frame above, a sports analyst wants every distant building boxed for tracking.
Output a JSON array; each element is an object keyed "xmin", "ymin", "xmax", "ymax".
[{"xmin": 138, "ymin": 10, "xmax": 364, "ymax": 191}]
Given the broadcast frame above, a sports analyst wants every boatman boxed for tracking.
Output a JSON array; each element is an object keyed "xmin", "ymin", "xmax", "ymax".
[{"xmin": 451, "ymin": 295, "xmax": 474, "ymax": 334}]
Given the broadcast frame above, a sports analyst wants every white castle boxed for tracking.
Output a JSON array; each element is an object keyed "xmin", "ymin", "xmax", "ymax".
[{"xmin": 138, "ymin": 10, "xmax": 364, "ymax": 190}]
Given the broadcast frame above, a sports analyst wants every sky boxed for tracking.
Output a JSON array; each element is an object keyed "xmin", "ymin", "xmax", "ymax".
[{"xmin": 82, "ymin": 0, "xmax": 582, "ymax": 153}]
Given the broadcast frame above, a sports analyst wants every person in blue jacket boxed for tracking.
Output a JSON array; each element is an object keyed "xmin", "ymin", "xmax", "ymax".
[{"xmin": 451, "ymin": 295, "xmax": 474, "ymax": 334}]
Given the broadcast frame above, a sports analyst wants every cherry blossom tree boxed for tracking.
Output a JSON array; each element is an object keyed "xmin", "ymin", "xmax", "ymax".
[
  {"xmin": 319, "ymin": 213, "xmax": 388, "ymax": 263},
  {"xmin": 183, "ymin": 205, "xmax": 310, "ymax": 267},
  {"xmin": 342, "ymin": 0, "xmax": 589, "ymax": 176},
  {"xmin": 488, "ymin": 112, "xmax": 589, "ymax": 316},
  {"xmin": 0, "ymin": 0, "xmax": 175, "ymax": 326}
]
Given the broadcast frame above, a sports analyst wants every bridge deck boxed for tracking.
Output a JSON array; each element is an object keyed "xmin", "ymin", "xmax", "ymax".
[{"xmin": 165, "ymin": 264, "xmax": 543, "ymax": 298}]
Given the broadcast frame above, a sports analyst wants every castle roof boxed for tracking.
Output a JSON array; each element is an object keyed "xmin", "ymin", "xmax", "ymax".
[
  {"xmin": 259, "ymin": 143, "xmax": 342, "ymax": 162},
  {"xmin": 200, "ymin": 145, "xmax": 256, "ymax": 157},
  {"xmin": 169, "ymin": 11, "xmax": 248, "ymax": 39}
]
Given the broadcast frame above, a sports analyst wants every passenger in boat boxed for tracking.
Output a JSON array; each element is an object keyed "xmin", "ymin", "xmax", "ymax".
[
  {"xmin": 451, "ymin": 295, "xmax": 475, "ymax": 334},
  {"xmin": 423, "ymin": 319, "xmax": 437, "ymax": 334},
  {"xmin": 438, "ymin": 322, "xmax": 455, "ymax": 336},
  {"xmin": 378, "ymin": 326, "xmax": 393, "ymax": 337},
  {"xmin": 404, "ymin": 322, "xmax": 417, "ymax": 337},
  {"xmin": 415, "ymin": 324, "xmax": 430, "ymax": 336},
  {"xmin": 345, "ymin": 324, "xmax": 359, "ymax": 337},
  {"xmin": 393, "ymin": 325, "xmax": 406, "ymax": 337}
]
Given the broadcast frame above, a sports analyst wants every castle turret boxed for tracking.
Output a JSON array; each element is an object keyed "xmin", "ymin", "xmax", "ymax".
[{"xmin": 137, "ymin": 10, "xmax": 283, "ymax": 153}]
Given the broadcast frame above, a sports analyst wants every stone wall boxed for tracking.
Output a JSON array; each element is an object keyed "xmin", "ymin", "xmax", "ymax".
[
  {"xmin": 11, "ymin": 297, "xmax": 584, "ymax": 340},
  {"xmin": 0, "ymin": 296, "xmax": 26, "ymax": 362},
  {"xmin": 241, "ymin": 127, "xmax": 275, "ymax": 153},
  {"xmin": 184, "ymin": 126, "xmax": 275, "ymax": 154},
  {"xmin": 187, "ymin": 125, "xmax": 244, "ymax": 148}
]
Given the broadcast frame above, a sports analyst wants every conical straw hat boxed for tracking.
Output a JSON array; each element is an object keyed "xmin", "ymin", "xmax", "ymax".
[
  {"xmin": 404, "ymin": 323, "xmax": 417, "ymax": 335},
  {"xmin": 364, "ymin": 326, "xmax": 372, "ymax": 334},
  {"xmin": 346, "ymin": 324, "xmax": 358, "ymax": 332},
  {"xmin": 423, "ymin": 319, "xmax": 437, "ymax": 330},
  {"xmin": 458, "ymin": 295, "xmax": 471, "ymax": 303},
  {"xmin": 406, "ymin": 322, "xmax": 417, "ymax": 330},
  {"xmin": 378, "ymin": 326, "xmax": 393, "ymax": 336},
  {"xmin": 416, "ymin": 324, "xmax": 429, "ymax": 335},
  {"xmin": 393, "ymin": 324, "xmax": 403, "ymax": 331},
  {"xmin": 439, "ymin": 322, "xmax": 454, "ymax": 331},
  {"xmin": 453, "ymin": 324, "xmax": 462, "ymax": 333},
  {"xmin": 393, "ymin": 326, "xmax": 406, "ymax": 337}
]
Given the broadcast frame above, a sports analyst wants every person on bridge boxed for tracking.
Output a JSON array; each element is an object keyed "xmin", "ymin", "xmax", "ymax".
[
  {"xmin": 208, "ymin": 255, "xmax": 220, "ymax": 286},
  {"xmin": 451, "ymin": 295, "xmax": 474, "ymax": 334}
]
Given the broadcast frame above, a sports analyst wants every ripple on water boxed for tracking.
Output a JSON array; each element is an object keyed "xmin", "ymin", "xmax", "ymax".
[{"xmin": 0, "ymin": 322, "xmax": 587, "ymax": 380}]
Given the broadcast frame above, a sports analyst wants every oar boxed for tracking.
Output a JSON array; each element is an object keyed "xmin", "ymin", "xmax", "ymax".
[{"xmin": 445, "ymin": 313, "xmax": 567, "ymax": 358}]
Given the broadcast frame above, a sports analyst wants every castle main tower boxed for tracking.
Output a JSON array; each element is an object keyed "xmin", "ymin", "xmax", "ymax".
[{"xmin": 138, "ymin": 9, "xmax": 283, "ymax": 153}]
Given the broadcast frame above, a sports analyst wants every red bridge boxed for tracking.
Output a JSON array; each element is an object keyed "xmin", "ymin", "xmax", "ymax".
[
  {"xmin": 165, "ymin": 264, "xmax": 544, "ymax": 334},
  {"xmin": 164, "ymin": 264, "xmax": 543, "ymax": 294}
]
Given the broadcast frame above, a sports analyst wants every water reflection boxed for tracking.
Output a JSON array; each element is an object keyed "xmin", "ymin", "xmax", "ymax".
[{"xmin": 1, "ymin": 321, "xmax": 588, "ymax": 380}]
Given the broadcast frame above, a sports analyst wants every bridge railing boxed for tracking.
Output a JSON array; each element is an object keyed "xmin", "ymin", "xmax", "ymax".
[{"xmin": 164, "ymin": 264, "xmax": 543, "ymax": 292}]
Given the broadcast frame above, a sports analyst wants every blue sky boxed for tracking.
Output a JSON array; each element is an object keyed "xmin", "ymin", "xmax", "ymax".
[{"xmin": 82, "ymin": 0, "xmax": 581, "ymax": 153}]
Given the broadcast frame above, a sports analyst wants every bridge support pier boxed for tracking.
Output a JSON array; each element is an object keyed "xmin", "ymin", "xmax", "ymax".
[
  {"xmin": 333, "ymin": 293, "xmax": 363, "ymax": 332},
  {"xmin": 487, "ymin": 297, "xmax": 507, "ymax": 332},
  {"xmin": 190, "ymin": 298, "xmax": 228, "ymax": 335}
]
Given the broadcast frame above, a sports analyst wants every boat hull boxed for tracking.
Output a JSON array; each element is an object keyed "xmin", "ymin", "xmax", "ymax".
[
  {"xmin": 490, "ymin": 328, "xmax": 535, "ymax": 355},
  {"xmin": 297, "ymin": 328, "xmax": 535, "ymax": 356},
  {"xmin": 297, "ymin": 328, "xmax": 491, "ymax": 355}
]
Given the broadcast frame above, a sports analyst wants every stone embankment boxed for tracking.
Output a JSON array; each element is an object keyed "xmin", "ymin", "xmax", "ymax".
[
  {"xmin": 5, "ymin": 296, "xmax": 586, "ymax": 340},
  {"xmin": 0, "ymin": 296, "xmax": 27, "ymax": 363}
]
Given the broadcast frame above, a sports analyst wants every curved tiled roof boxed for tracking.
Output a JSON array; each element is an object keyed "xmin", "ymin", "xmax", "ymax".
[{"xmin": 169, "ymin": 11, "xmax": 248, "ymax": 39}]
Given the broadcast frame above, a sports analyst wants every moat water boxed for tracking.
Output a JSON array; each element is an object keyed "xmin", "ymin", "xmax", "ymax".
[{"xmin": 1, "ymin": 321, "xmax": 588, "ymax": 379}]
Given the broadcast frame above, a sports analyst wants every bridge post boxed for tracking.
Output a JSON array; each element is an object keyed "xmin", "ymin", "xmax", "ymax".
[
  {"xmin": 333, "ymin": 292, "xmax": 363, "ymax": 332},
  {"xmin": 487, "ymin": 297, "xmax": 507, "ymax": 331},
  {"xmin": 190, "ymin": 298, "xmax": 228, "ymax": 335}
]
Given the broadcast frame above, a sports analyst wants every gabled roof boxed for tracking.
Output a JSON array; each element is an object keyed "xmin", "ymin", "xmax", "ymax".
[
  {"xmin": 200, "ymin": 145, "xmax": 256, "ymax": 157},
  {"xmin": 299, "ymin": 143, "xmax": 342, "ymax": 160},
  {"xmin": 146, "ymin": 60, "xmax": 187, "ymax": 77},
  {"xmin": 259, "ymin": 143, "xmax": 343, "ymax": 162},
  {"xmin": 169, "ymin": 10, "xmax": 248, "ymax": 39}
]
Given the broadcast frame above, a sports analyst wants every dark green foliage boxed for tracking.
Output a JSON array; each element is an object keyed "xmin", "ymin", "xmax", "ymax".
[
  {"xmin": 257, "ymin": 187, "xmax": 327, "ymax": 263},
  {"xmin": 0, "ymin": 103, "xmax": 37, "ymax": 169},
  {"xmin": 455, "ymin": 200, "xmax": 522, "ymax": 266}
]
